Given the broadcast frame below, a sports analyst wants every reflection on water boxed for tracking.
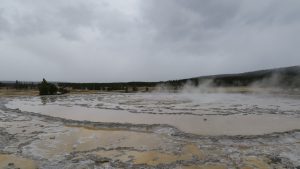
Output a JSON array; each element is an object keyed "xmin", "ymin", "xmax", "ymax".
[
  {"xmin": 6, "ymin": 92, "xmax": 300, "ymax": 135},
  {"xmin": 40, "ymin": 96, "xmax": 58, "ymax": 105}
]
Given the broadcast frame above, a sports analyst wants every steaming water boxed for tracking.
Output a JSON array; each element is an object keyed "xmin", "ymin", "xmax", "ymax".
[{"xmin": 6, "ymin": 92, "xmax": 300, "ymax": 135}]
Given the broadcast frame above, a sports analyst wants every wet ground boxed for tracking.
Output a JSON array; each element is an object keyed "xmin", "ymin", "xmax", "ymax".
[
  {"xmin": 0, "ymin": 92, "xmax": 300, "ymax": 168},
  {"xmin": 6, "ymin": 92, "xmax": 300, "ymax": 135}
]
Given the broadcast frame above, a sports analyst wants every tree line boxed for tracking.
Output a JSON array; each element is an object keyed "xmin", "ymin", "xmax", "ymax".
[{"xmin": 0, "ymin": 66, "xmax": 299, "ymax": 94}]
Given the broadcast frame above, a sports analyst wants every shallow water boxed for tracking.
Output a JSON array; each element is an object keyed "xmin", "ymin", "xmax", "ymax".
[
  {"xmin": 91, "ymin": 144, "xmax": 203, "ymax": 166},
  {"xmin": 6, "ymin": 92, "xmax": 300, "ymax": 135},
  {"xmin": 24, "ymin": 127, "xmax": 176, "ymax": 159},
  {"xmin": 0, "ymin": 154, "xmax": 37, "ymax": 169}
]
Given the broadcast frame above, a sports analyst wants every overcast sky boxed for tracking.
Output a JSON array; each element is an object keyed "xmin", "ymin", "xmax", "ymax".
[{"xmin": 0, "ymin": 0, "xmax": 300, "ymax": 82}]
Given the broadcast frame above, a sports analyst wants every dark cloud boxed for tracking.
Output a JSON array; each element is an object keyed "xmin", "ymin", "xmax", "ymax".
[{"xmin": 0, "ymin": 0, "xmax": 299, "ymax": 82}]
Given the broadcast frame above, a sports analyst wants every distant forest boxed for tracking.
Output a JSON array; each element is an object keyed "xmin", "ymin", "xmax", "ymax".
[{"xmin": 1, "ymin": 66, "xmax": 300, "ymax": 91}]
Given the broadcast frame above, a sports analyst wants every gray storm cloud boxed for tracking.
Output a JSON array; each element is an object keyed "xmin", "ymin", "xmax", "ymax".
[{"xmin": 0, "ymin": 0, "xmax": 299, "ymax": 82}]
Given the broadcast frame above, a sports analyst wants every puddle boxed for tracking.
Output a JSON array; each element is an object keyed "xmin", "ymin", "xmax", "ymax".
[
  {"xmin": 92, "ymin": 144, "xmax": 203, "ymax": 166},
  {"xmin": 25, "ymin": 127, "xmax": 175, "ymax": 159},
  {"xmin": 0, "ymin": 121, "xmax": 50, "ymax": 136},
  {"xmin": 6, "ymin": 93, "xmax": 300, "ymax": 135},
  {"xmin": 242, "ymin": 156, "xmax": 271, "ymax": 169},
  {"xmin": 130, "ymin": 144, "xmax": 203, "ymax": 165},
  {"xmin": 178, "ymin": 164, "xmax": 227, "ymax": 169},
  {"xmin": 0, "ymin": 154, "xmax": 37, "ymax": 169}
]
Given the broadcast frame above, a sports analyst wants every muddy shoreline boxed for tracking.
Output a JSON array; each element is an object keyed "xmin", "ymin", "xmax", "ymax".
[{"xmin": 0, "ymin": 96, "xmax": 300, "ymax": 168}]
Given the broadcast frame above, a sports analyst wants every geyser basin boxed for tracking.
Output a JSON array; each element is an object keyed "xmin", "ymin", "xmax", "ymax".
[{"xmin": 6, "ymin": 92, "xmax": 300, "ymax": 135}]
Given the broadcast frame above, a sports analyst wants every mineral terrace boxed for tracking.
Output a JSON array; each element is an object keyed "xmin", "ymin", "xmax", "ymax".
[{"xmin": 0, "ymin": 92, "xmax": 300, "ymax": 169}]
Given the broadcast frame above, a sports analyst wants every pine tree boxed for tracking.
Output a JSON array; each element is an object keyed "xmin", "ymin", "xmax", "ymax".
[{"xmin": 38, "ymin": 78, "xmax": 58, "ymax": 95}]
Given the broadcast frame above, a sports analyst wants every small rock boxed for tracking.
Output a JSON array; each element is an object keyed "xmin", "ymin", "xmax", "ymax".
[
  {"xmin": 49, "ymin": 136, "xmax": 55, "ymax": 139},
  {"xmin": 203, "ymin": 118, "xmax": 207, "ymax": 121},
  {"xmin": 8, "ymin": 162, "xmax": 14, "ymax": 166},
  {"xmin": 22, "ymin": 130, "xmax": 26, "ymax": 132},
  {"xmin": 94, "ymin": 157, "xmax": 110, "ymax": 164},
  {"xmin": 270, "ymin": 156, "xmax": 281, "ymax": 163}
]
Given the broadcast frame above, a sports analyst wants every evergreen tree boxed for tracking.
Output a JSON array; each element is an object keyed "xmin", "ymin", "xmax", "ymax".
[
  {"xmin": 48, "ymin": 83, "xmax": 58, "ymax": 95},
  {"xmin": 38, "ymin": 78, "xmax": 58, "ymax": 95}
]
